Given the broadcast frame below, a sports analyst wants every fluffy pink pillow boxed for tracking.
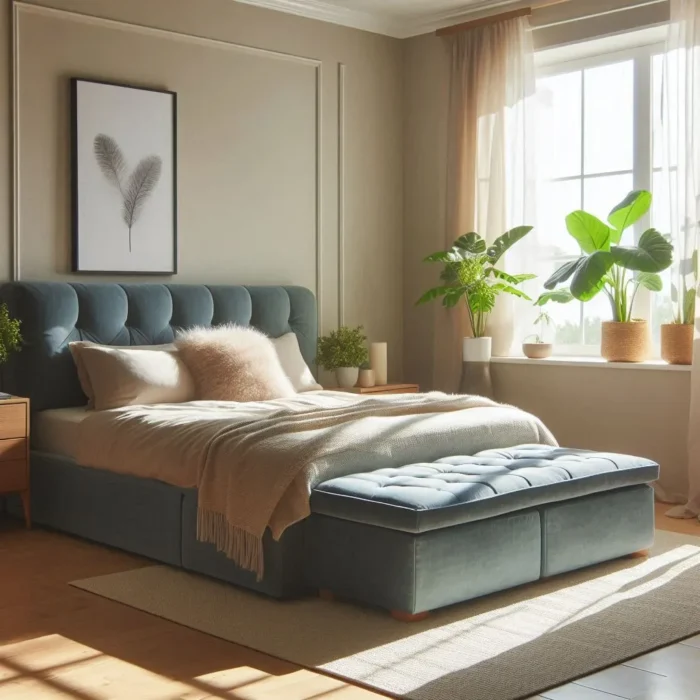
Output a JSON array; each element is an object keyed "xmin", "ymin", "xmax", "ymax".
[{"xmin": 175, "ymin": 325, "xmax": 296, "ymax": 402}]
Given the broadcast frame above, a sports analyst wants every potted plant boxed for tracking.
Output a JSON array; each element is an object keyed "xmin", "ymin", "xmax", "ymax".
[
  {"xmin": 0, "ymin": 303, "xmax": 21, "ymax": 366},
  {"xmin": 316, "ymin": 325, "xmax": 369, "ymax": 388},
  {"xmin": 537, "ymin": 190, "xmax": 673, "ymax": 362},
  {"xmin": 358, "ymin": 361, "xmax": 375, "ymax": 388},
  {"xmin": 661, "ymin": 249, "xmax": 696, "ymax": 365},
  {"xmin": 416, "ymin": 227, "xmax": 535, "ymax": 362},
  {"xmin": 523, "ymin": 309, "xmax": 554, "ymax": 359}
]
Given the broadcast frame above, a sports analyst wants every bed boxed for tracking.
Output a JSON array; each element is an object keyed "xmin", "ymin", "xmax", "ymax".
[{"xmin": 2, "ymin": 282, "xmax": 315, "ymax": 597}]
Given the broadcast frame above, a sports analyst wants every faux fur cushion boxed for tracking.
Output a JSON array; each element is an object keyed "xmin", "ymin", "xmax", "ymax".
[
  {"xmin": 69, "ymin": 344, "xmax": 195, "ymax": 411},
  {"xmin": 272, "ymin": 333, "xmax": 322, "ymax": 392},
  {"xmin": 176, "ymin": 325, "xmax": 296, "ymax": 402}
]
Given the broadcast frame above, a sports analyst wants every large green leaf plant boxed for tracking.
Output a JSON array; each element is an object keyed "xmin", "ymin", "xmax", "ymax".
[
  {"xmin": 417, "ymin": 227, "xmax": 535, "ymax": 338},
  {"xmin": 536, "ymin": 191, "xmax": 674, "ymax": 322}
]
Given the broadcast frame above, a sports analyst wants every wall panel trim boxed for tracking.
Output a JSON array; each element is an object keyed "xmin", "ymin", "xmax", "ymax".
[{"xmin": 12, "ymin": 1, "xmax": 335, "ymax": 335}]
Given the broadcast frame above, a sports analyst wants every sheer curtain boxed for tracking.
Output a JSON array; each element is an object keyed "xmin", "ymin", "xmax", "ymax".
[
  {"xmin": 662, "ymin": 0, "xmax": 700, "ymax": 519},
  {"xmin": 434, "ymin": 16, "xmax": 536, "ymax": 392}
]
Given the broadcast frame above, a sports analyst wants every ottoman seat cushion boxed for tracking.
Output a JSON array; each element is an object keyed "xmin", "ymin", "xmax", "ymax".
[{"xmin": 311, "ymin": 445, "xmax": 659, "ymax": 533}]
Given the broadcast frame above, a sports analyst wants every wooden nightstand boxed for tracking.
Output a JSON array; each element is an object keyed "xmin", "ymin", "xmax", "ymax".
[
  {"xmin": 0, "ymin": 396, "xmax": 30, "ymax": 528},
  {"xmin": 332, "ymin": 384, "xmax": 420, "ymax": 395}
]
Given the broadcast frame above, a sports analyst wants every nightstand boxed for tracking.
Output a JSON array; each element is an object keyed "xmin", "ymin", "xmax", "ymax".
[
  {"xmin": 332, "ymin": 384, "xmax": 420, "ymax": 395},
  {"xmin": 0, "ymin": 397, "xmax": 30, "ymax": 528}
]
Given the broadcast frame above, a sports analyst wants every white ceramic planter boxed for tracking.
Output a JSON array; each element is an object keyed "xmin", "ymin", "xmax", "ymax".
[
  {"xmin": 335, "ymin": 367, "xmax": 359, "ymax": 388},
  {"xmin": 462, "ymin": 337, "xmax": 492, "ymax": 363}
]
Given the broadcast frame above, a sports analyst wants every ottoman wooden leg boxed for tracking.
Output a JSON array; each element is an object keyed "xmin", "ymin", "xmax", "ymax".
[
  {"xmin": 390, "ymin": 610, "xmax": 430, "ymax": 623},
  {"xmin": 628, "ymin": 549, "xmax": 650, "ymax": 559},
  {"xmin": 318, "ymin": 589, "xmax": 335, "ymax": 601}
]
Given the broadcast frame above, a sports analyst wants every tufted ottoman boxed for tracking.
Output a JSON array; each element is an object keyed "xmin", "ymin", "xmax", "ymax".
[{"xmin": 306, "ymin": 446, "xmax": 659, "ymax": 619}]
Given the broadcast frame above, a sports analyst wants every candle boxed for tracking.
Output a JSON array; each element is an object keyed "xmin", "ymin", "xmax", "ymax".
[{"xmin": 370, "ymin": 342, "xmax": 387, "ymax": 386}]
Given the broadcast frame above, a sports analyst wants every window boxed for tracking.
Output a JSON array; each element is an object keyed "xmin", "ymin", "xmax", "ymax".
[{"xmin": 533, "ymin": 40, "xmax": 668, "ymax": 355}]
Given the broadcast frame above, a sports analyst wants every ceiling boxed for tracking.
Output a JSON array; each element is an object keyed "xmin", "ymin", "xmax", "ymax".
[{"xmin": 233, "ymin": 0, "xmax": 526, "ymax": 38}]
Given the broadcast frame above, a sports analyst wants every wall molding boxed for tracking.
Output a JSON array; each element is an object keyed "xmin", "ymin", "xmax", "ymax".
[
  {"xmin": 12, "ymin": 1, "xmax": 337, "ymax": 330},
  {"xmin": 337, "ymin": 62, "xmax": 345, "ymax": 327}
]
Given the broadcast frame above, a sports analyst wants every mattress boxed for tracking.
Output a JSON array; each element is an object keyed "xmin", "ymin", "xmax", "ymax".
[{"xmin": 33, "ymin": 406, "xmax": 89, "ymax": 459}]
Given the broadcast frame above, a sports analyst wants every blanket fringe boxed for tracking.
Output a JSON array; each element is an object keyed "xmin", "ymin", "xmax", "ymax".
[{"xmin": 197, "ymin": 508, "xmax": 265, "ymax": 581}]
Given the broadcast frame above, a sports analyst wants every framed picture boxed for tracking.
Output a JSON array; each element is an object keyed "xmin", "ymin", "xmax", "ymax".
[{"xmin": 71, "ymin": 78, "xmax": 177, "ymax": 274}]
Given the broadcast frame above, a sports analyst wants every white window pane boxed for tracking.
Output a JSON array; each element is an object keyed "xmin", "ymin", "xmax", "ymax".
[
  {"xmin": 652, "ymin": 53, "xmax": 664, "ymax": 170},
  {"xmin": 536, "ymin": 179, "xmax": 582, "ymax": 257},
  {"xmin": 652, "ymin": 169, "xmax": 675, "ymax": 235},
  {"xmin": 583, "ymin": 173, "xmax": 635, "ymax": 243},
  {"xmin": 583, "ymin": 293, "xmax": 609, "ymax": 344},
  {"xmin": 653, "ymin": 51, "xmax": 679, "ymax": 170},
  {"xmin": 551, "ymin": 297, "xmax": 583, "ymax": 346},
  {"xmin": 536, "ymin": 71, "xmax": 582, "ymax": 179},
  {"xmin": 584, "ymin": 60, "xmax": 634, "ymax": 174}
]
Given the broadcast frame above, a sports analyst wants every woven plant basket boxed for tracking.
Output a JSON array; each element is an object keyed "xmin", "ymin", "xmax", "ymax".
[
  {"xmin": 601, "ymin": 320, "xmax": 650, "ymax": 362},
  {"xmin": 661, "ymin": 323, "xmax": 693, "ymax": 365}
]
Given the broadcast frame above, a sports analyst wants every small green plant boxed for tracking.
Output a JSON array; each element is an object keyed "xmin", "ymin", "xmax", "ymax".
[
  {"xmin": 416, "ymin": 227, "xmax": 536, "ymax": 338},
  {"xmin": 0, "ymin": 303, "xmax": 21, "ymax": 364},
  {"xmin": 537, "ymin": 190, "xmax": 674, "ymax": 321},
  {"xmin": 316, "ymin": 326, "xmax": 368, "ymax": 370},
  {"xmin": 672, "ymin": 248, "xmax": 697, "ymax": 325},
  {"xmin": 525, "ymin": 309, "xmax": 553, "ymax": 344}
]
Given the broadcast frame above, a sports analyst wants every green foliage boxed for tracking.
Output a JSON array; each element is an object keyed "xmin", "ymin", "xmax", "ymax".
[
  {"xmin": 536, "ymin": 190, "xmax": 674, "ymax": 322},
  {"xmin": 527, "ymin": 309, "xmax": 553, "ymax": 344},
  {"xmin": 316, "ymin": 326, "xmax": 368, "ymax": 371},
  {"xmin": 417, "ymin": 227, "xmax": 535, "ymax": 338},
  {"xmin": 0, "ymin": 303, "xmax": 21, "ymax": 365}
]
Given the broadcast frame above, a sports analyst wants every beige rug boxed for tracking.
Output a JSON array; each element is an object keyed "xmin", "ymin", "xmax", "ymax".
[{"xmin": 71, "ymin": 530, "xmax": 700, "ymax": 700}]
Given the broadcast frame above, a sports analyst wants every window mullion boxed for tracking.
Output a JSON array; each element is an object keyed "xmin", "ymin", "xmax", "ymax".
[{"xmin": 631, "ymin": 52, "xmax": 653, "ymax": 323}]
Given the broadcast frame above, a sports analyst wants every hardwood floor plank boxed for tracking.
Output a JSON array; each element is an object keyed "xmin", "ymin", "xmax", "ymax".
[
  {"xmin": 572, "ymin": 666, "xmax": 668, "ymax": 699},
  {"xmin": 540, "ymin": 682, "xmax": 626, "ymax": 698}
]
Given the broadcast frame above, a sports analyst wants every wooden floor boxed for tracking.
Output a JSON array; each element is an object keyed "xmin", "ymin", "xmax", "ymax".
[{"xmin": 0, "ymin": 503, "xmax": 698, "ymax": 700}]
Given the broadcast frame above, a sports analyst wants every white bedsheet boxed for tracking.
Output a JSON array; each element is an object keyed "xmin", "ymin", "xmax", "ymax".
[{"xmin": 33, "ymin": 407, "xmax": 90, "ymax": 459}]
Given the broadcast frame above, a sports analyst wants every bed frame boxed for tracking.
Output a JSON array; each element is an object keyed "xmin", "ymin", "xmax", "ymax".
[{"xmin": 0, "ymin": 282, "xmax": 316, "ymax": 597}]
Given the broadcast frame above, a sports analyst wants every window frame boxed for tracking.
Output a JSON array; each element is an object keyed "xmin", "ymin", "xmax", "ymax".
[{"xmin": 535, "ymin": 40, "xmax": 666, "ymax": 357}]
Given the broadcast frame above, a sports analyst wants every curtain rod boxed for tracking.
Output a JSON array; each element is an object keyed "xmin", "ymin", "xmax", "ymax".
[{"xmin": 434, "ymin": 0, "xmax": 568, "ymax": 36}]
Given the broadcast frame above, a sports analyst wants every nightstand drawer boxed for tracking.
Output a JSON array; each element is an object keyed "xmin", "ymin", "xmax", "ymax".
[
  {"xmin": 0, "ymin": 437, "xmax": 26, "ymax": 462},
  {"xmin": 0, "ymin": 403, "xmax": 26, "ymax": 439},
  {"xmin": 0, "ymin": 459, "xmax": 28, "ymax": 493}
]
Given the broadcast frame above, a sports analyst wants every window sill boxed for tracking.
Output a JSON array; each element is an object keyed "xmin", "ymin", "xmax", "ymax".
[{"xmin": 491, "ymin": 356, "xmax": 691, "ymax": 371}]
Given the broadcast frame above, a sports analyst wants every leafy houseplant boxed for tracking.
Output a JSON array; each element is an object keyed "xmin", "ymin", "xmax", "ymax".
[
  {"xmin": 523, "ymin": 310, "xmax": 553, "ymax": 359},
  {"xmin": 316, "ymin": 326, "xmax": 369, "ymax": 388},
  {"xmin": 0, "ymin": 303, "xmax": 22, "ymax": 365},
  {"xmin": 417, "ymin": 227, "xmax": 535, "ymax": 361},
  {"xmin": 537, "ymin": 190, "xmax": 674, "ymax": 362},
  {"xmin": 661, "ymin": 249, "xmax": 697, "ymax": 364}
]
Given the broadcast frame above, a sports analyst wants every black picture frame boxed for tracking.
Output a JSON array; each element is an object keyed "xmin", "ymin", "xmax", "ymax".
[{"xmin": 70, "ymin": 78, "xmax": 178, "ymax": 275}]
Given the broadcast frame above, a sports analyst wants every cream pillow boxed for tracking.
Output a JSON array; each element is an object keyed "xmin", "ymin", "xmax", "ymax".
[
  {"xmin": 176, "ymin": 325, "xmax": 296, "ymax": 402},
  {"xmin": 70, "ymin": 341, "xmax": 177, "ymax": 407},
  {"xmin": 71, "ymin": 344, "xmax": 195, "ymax": 411},
  {"xmin": 272, "ymin": 333, "xmax": 322, "ymax": 392}
]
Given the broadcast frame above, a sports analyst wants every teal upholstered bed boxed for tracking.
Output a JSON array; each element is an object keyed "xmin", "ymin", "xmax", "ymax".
[{"xmin": 1, "ymin": 282, "xmax": 316, "ymax": 597}]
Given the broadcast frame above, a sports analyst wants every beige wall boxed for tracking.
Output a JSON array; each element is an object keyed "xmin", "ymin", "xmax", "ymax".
[
  {"xmin": 402, "ymin": 30, "xmax": 690, "ymax": 501},
  {"xmin": 9, "ymin": 0, "xmax": 404, "ymax": 378}
]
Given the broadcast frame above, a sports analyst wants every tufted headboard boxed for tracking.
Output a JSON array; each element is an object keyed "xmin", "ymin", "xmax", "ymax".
[{"xmin": 0, "ymin": 283, "xmax": 317, "ymax": 411}]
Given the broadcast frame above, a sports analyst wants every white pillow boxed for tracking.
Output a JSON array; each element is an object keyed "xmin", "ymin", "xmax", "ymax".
[
  {"xmin": 69, "ymin": 341, "xmax": 178, "ymax": 408},
  {"xmin": 70, "ymin": 344, "xmax": 195, "ymax": 411},
  {"xmin": 272, "ymin": 333, "xmax": 322, "ymax": 392}
]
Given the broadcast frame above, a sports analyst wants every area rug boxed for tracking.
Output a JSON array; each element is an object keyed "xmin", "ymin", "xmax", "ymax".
[{"xmin": 71, "ymin": 530, "xmax": 700, "ymax": 700}]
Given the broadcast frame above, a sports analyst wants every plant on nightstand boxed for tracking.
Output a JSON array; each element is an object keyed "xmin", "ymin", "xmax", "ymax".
[
  {"xmin": 537, "ymin": 190, "xmax": 674, "ymax": 362},
  {"xmin": 316, "ymin": 326, "xmax": 369, "ymax": 388},
  {"xmin": 0, "ymin": 303, "xmax": 21, "ymax": 365}
]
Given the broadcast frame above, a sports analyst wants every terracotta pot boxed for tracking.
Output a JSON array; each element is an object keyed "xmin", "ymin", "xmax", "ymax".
[
  {"xmin": 661, "ymin": 323, "xmax": 693, "ymax": 365},
  {"xmin": 522, "ymin": 342, "xmax": 553, "ymax": 359},
  {"xmin": 335, "ymin": 367, "xmax": 359, "ymax": 388},
  {"xmin": 600, "ymin": 320, "xmax": 650, "ymax": 362}
]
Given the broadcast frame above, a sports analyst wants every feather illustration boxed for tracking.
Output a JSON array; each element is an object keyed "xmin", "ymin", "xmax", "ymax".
[
  {"xmin": 93, "ymin": 134, "xmax": 163, "ymax": 253},
  {"xmin": 93, "ymin": 134, "xmax": 127, "ymax": 192},
  {"xmin": 122, "ymin": 155, "xmax": 162, "ymax": 252}
]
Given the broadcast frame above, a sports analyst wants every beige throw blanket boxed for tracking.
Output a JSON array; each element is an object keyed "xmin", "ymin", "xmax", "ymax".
[{"xmin": 76, "ymin": 391, "xmax": 557, "ymax": 578}]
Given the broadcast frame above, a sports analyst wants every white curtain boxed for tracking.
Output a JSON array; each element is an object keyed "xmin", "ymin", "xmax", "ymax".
[
  {"xmin": 663, "ymin": 0, "xmax": 700, "ymax": 519},
  {"xmin": 435, "ymin": 16, "xmax": 536, "ymax": 391}
]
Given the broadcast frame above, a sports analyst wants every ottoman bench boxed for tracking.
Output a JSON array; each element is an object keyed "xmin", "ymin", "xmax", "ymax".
[{"xmin": 305, "ymin": 445, "xmax": 659, "ymax": 619}]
